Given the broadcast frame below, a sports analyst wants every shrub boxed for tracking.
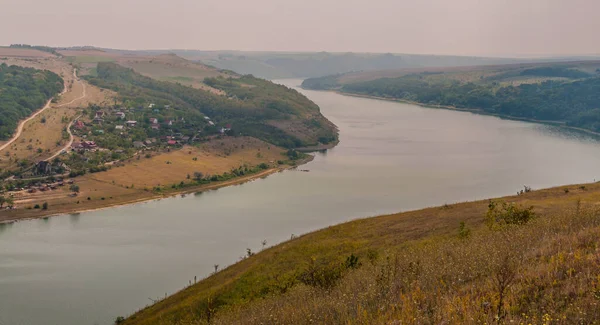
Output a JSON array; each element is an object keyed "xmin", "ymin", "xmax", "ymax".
[
  {"xmin": 42, "ymin": 202, "xmax": 48, "ymax": 210},
  {"xmin": 485, "ymin": 201, "xmax": 535, "ymax": 230},
  {"xmin": 458, "ymin": 221, "xmax": 471, "ymax": 239}
]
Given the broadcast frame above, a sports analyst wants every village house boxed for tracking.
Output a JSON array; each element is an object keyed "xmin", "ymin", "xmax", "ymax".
[
  {"xmin": 71, "ymin": 141, "xmax": 83, "ymax": 150},
  {"xmin": 114, "ymin": 112, "xmax": 126, "ymax": 119},
  {"xmin": 165, "ymin": 119, "xmax": 173, "ymax": 126},
  {"xmin": 93, "ymin": 116, "xmax": 104, "ymax": 124},
  {"xmin": 149, "ymin": 118, "xmax": 158, "ymax": 124},
  {"xmin": 167, "ymin": 140, "xmax": 177, "ymax": 146},
  {"xmin": 115, "ymin": 125, "xmax": 124, "ymax": 130},
  {"xmin": 126, "ymin": 120, "xmax": 137, "ymax": 127},
  {"xmin": 82, "ymin": 141, "xmax": 98, "ymax": 150},
  {"xmin": 95, "ymin": 111, "xmax": 106, "ymax": 118},
  {"xmin": 73, "ymin": 120, "xmax": 85, "ymax": 130},
  {"xmin": 151, "ymin": 123, "xmax": 160, "ymax": 130},
  {"xmin": 148, "ymin": 103, "xmax": 155, "ymax": 108},
  {"xmin": 133, "ymin": 141, "xmax": 146, "ymax": 149}
]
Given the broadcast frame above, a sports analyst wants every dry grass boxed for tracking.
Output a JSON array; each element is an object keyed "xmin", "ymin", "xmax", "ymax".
[
  {"xmin": 0, "ymin": 47, "xmax": 55, "ymax": 58},
  {"xmin": 116, "ymin": 54, "xmax": 232, "ymax": 94},
  {"xmin": 93, "ymin": 137, "xmax": 285, "ymax": 189},
  {"xmin": 121, "ymin": 183, "xmax": 600, "ymax": 325}
]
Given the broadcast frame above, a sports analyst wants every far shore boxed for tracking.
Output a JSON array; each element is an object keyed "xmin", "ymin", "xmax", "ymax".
[
  {"xmin": 0, "ymin": 155, "xmax": 315, "ymax": 224},
  {"xmin": 305, "ymin": 87, "xmax": 600, "ymax": 139}
]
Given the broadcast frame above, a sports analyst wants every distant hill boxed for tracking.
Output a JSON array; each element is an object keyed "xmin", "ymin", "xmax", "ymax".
[{"xmin": 124, "ymin": 50, "xmax": 599, "ymax": 79}]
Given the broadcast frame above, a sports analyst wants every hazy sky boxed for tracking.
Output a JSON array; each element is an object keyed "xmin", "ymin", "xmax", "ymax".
[{"xmin": 1, "ymin": 0, "xmax": 599, "ymax": 57}]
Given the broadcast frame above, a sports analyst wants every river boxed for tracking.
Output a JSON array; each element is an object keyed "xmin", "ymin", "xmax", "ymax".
[{"xmin": 2, "ymin": 79, "xmax": 600, "ymax": 325}]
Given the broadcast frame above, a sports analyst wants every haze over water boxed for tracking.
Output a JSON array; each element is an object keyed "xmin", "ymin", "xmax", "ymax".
[{"xmin": 2, "ymin": 80, "xmax": 600, "ymax": 325}]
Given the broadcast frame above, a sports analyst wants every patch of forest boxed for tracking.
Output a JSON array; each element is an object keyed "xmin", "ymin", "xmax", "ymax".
[{"xmin": 0, "ymin": 63, "xmax": 64, "ymax": 139}]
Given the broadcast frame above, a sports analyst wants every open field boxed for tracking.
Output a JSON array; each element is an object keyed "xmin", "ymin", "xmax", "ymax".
[
  {"xmin": 121, "ymin": 181, "xmax": 600, "ymax": 325},
  {"xmin": 116, "ymin": 54, "xmax": 232, "ymax": 94},
  {"xmin": 337, "ymin": 60, "xmax": 600, "ymax": 85},
  {"xmin": 0, "ymin": 47, "xmax": 56, "ymax": 58},
  {"xmin": 93, "ymin": 137, "xmax": 286, "ymax": 189},
  {"xmin": 57, "ymin": 49, "xmax": 230, "ymax": 93}
]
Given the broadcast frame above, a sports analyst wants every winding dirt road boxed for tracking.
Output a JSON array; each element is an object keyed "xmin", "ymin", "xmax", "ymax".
[
  {"xmin": 0, "ymin": 68, "xmax": 86, "ymax": 155},
  {"xmin": 46, "ymin": 114, "xmax": 81, "ymax": 161}
]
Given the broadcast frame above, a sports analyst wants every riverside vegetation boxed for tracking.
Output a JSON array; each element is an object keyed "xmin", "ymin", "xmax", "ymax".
[
  {"xmin": 121, "ymin": 183, "xmax": 600, "ymax": 325},
  {"xmin": 303, "ymin": 61, "xmax": 600, "ymax": 134}
]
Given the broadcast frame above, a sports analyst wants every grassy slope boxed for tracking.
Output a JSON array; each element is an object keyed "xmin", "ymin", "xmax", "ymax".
[{"xmin": 124, "ymin": 182, "xmax": 600, "ymax": 325}]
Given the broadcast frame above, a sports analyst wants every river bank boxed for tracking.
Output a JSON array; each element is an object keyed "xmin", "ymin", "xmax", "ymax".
[
  {"xmin": 0, "ymin": 155, "xmax": 314, "ymax": 224},
  {"xmin": 326, "ymin": 90, "xmax": 600, "ymax": 139}
]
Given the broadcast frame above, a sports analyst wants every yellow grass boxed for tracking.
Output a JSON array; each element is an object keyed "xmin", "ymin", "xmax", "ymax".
[
  {"xmin": 95, "ymin": 138, "xmax": 285, "ymax": 189},
  {"xmin": 116, "ymin": 54, "xmax": 232, "ymax": 94},
  {"xmin": 0, "ymin": 47, "xmax": 55, "ymax": 58}
]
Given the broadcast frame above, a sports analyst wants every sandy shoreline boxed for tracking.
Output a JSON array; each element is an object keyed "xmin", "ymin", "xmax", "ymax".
[{"xmin": 0, "ymin": 156, "xmax": 315, "ymax": 224}]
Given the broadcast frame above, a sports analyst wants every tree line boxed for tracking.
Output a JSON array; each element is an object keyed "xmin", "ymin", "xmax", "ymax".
[{"xmin": 335, "ymin": 71, "xmax": 600, "ymax": 132}]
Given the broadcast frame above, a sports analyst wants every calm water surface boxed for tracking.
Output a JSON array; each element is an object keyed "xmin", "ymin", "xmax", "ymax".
[{"xmin": 2, "ymin": 80, "xmax": 600, "ymax": 325}]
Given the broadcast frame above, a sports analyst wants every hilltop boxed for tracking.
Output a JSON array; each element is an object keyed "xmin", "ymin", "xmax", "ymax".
[
  {"xmin": 121, "ymin": 182, "xmax": 600, "ymax": 324},
  {"xmin": 92, "ymin": 49, "xmax": 600, "ymax": 79}
]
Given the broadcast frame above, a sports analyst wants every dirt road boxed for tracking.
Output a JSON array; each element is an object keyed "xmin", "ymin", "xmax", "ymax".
[{"xmin": 46, "ymin": 114, "xmax": 81, "ymax": 161}]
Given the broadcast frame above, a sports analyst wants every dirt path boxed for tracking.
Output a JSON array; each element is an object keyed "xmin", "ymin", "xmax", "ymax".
[
  {"xmin": 46, "ymin": 114, "xmax": 81, "ymax": 161},
  {"xmin": 0, "ymin": 68, "xmax": 86, "ymax": 153}
]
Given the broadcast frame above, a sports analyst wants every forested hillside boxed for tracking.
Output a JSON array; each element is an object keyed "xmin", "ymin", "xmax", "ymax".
[
  {"xmin": 303, "ymin": 63, "xmax": 600, "ymax": 133},
  {"xmin": 85, "ymin": 63, "xmax": 337, "ymax": 148},
  {"xmin": 341, "ymin": 75, "xmax": 600, "ymax": 131},
  {"xmin": 0, "ymin": 63, "xmax": 64, "ymax": 139}
]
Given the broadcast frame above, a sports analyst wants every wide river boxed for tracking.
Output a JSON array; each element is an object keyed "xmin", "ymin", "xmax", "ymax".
[{"xmin": 3, "ymin": 80, "xmax": 600, "ymax": 325}]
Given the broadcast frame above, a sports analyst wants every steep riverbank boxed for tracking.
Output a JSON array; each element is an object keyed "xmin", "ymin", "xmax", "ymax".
[{"xmin": 122, "ymin": 179, "xmax": 600, "ymax": 324}]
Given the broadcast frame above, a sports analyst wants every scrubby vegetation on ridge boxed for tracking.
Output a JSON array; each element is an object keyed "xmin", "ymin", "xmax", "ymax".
[
  {"xmin": 122, "ymin": 184, "xmax": 600, "ymax": 325},
  {"xmin": 0, "ymin": 63, "xmax": 64, "ymax": 139}
]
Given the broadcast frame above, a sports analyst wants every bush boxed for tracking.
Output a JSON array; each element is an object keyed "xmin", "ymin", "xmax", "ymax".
[
  {"xmin": 42, "ymin": 202, "xmax": 48, "ymax": 210},
  {"xmin": 458, "ymin": 221, "xmax": 471, "ymax": 239},
  {"xmin": 34, "ymin": 204, "xmax": 40, "ymax": 209},
  {"xmin": 485, "ymin": 201, "xmax": 535, "ymax": 230},
  {"xmin": 299, "ymin": 258, "xmax": 344, "ymax": 290}
]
